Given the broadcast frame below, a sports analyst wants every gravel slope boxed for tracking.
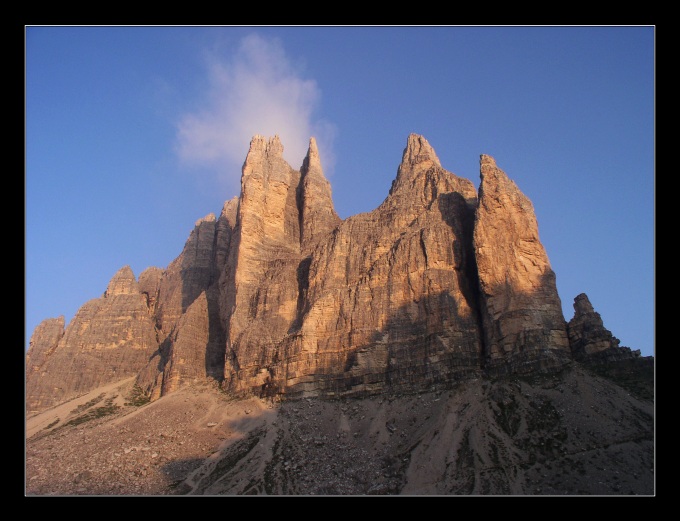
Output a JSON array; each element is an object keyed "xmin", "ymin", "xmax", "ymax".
[{"xmin": 25, "ymin": 365, "xmax": 654, "ymax": 496}]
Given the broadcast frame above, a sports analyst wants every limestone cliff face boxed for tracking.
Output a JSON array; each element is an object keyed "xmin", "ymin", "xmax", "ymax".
[
  {"xmin": 138, "ymin": 267, "xmax": 163, "ymax": 315},
  {"xmin": 27, "ymin": 133, "xmax": 646, "ymax": 413},
  {"xmin": 153, "ymin": 213, "xmax": 219, "ymax": 337},
  {"xmin": 268, "ymin": 134, "xmax": 483, "ymax": 397},
  {"xmin": 158, "ymin": 291, "xmax": 211, "ymax": 396},
  {"xmin": 26, "ymin": 193, "xmax": 238, "ymax": 414},
  {"xmin": 473, "ymin": 155, "xmax": 571, "ymax": 375},
  {"xmin": 220, "ymin": 135, "xmax": 344, "ymax": 395},
  {"xmin": 26, "ymin": 316, "xmax": 66, "ymax": 412},
  {"xmin": 26, "ymin": 267, "xmax": 159, "ymax": 414},
  {"xmin": 299, "ymin": 137, "xmax": 341, "ymax": 249},
  {"xmin": 215, "ymin": 198, "xmax": 239, "ymax": 275},
  {"xmin": 135, "ymin": 204, "xmax": 236, "ymax": 397},
  {"xmin": 221, "ymin": 135, "xmax": 304, "ymax": 394}
]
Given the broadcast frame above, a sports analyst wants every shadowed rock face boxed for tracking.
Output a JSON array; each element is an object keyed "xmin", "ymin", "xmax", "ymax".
[
  {"xmin": 26, "ymin": 134, "xmax": 650, "ymax": 413},
  {"xmin": 568, "ymin": 293, "xmax": 616, "ymax": 359},
  {"xmin": 153, "ymin": 213, "xmax": 219, "ymax": 337},
  {"xmin": 567, "ymin": 293, "xmax": 643, "ymax": 363},
  {"xmin": 158, "ymin": 292, "xmax": 211, "ymax": 396}
]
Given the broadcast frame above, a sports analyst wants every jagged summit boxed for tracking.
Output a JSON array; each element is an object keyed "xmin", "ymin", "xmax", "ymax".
[
  {"xmin": 27, "ymin": 263, "xmax": 158, "ymax": 412},
  {"xmin": 401, "ymin": 133, "xmax": 441, "ymax": 167},
  {"xmin": 389, "ymin": 134, "xmax": 444, "ymax": 196},
  {"xmin": 104, "ymin": 265, "xmax": 138, "ymax": 297},
  {"xmin": 25, "ymin": 133, "xmax": 654, "ymax": 496},
  {"xmin": 480, "ymin": 153, "xmax": 497, "ymax": 168},
  {"xmin": 566, "ymin": 292, "xmax": 643, "ymax": 363},
  {"xmin": 301, "ymin": 137, "xmax": 322, "ymax": 174},
  {"xmin": 479, "ymin": 154, "xmax": 505, "ymax": 186},
  {"xmin": 241, "ymin": 134, "xmax": 293, "ymax": 195},
  {"xmin": 194, "ymin": 213, "xmax": 216, "ymax": 226},
  {"xmin": 299, "ymin": 137, "xmax": 340, "ymax": 247},
  {"xmin": 474, "ymin": 154, "xmax": 570, "ymax": 374},
  {"xmin": 572, "ymin": 292, "xmax": 596, "ymax": 315},
  {"xmin": 247, "ymin": 134, "xmax": 284, "ymax": 158},
  {"xmin": 478, "ymin": 154, "xmax": 536, "ymax": 222},
  {"xmin": 27, "ymin": 133, "xmax": 650, "ymax": 407}
]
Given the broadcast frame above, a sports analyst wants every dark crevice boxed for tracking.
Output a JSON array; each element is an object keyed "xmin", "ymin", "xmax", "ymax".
[
  {"xmin": 290, "ymin": 257, "xmax": 312, "ymax": 333},
  {"xmin": 437, "ymin": 192, "xmax": 487, "ymax": 370},
  {"xmin": 296, "ymin": 167, "xmax": 306, "ymax": 247},
  {"xmin": 419, "ymin": 230, "xmax": 429, "ymax": 268}
]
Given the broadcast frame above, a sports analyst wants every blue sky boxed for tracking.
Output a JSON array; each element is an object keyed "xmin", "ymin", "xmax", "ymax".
[{"xmin": 25, "ymin": 26, "xmax": 655, "ymax": 357}]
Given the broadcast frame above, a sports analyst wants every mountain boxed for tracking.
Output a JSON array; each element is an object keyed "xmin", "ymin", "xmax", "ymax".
[{"xmin": 25, "ymin": 134, "xmax": 653, "ymax": 495}]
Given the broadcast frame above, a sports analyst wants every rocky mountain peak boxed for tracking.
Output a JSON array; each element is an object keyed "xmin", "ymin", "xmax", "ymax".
[
  {"xmin": 27, "ymin": 263, "xmax": 159, "ymax": 413},
  {"xmin": 301, "ymin": 137, "xmax": 322, "ymax": 174},
  {"xmin": 299, "ymin": 137, "xmax": 340, "ymax": 248},
  {"xmin": 480, "ymin": 153, "xmax": 497, "ymax": 169},
  {"xmin": 474, "ymin": 154, "xmax": 570, "ymax": 373},
  {"xmin": 566, "ymin": 292, "xmax": 643, "ymax": 363},
  {"xmin": 247, "ymin": 134, "xmax": 284, "ymax": 159},
  {"xmin": 384, "ymin": 134, "xmax": 477, "ymax": 237},
  {"xmin": 572, "ymin": 292, "xmax": 596, "ymax": 315},
  {"xmin": 104, "ymin": 265, "xmax": 138, "ymax": 297},
  {"xmin": 241, "ymin": 135, "xmax": 291, "ymax": 191},
  {"xmin": 25, "ymin": 132, "xmax": 654, "ymax": 496},
  {"xmin": 401, "ymin": 133, "xmax": 441, "ymax": 167},
  {"xmin": 479, "ymin": 153, "xmax": 522, "ymax": 200},
  {"xmin": 26, "ymin": 315, "xmax": 65, "ymax": 367},
  {"xmin": 389, "ymin": 134, "xmax": 443, "ymax": 194},
  {"xmin": 195, "ymin": 213, "xmax": 216, "ymax": 226},
  {"xmin": 28, "ymin": 133, "xmax": 651, "ymax": 412}
]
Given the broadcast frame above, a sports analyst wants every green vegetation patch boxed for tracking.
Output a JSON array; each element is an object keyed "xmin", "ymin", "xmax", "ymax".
[
  {"xmin": 73, "ymin": 393, "xmax": 105, "ymax": 414},
  {"xmin": 125, "ymin": 385, "xmax": 151, "ymax": 407},
  {"xmin": 63, "ymin": 397, "xmax": 120, "ymax": 427},
  {"xmin": 43, "ymin": 418, "xmax": 60, "ymax": 431}
]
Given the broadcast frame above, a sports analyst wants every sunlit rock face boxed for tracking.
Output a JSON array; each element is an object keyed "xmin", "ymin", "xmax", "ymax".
[
  {"xmin": 26, "ymin": 267, "xmax": 159, "ymax": 414},
  {"xmin": 473, "ymin": 155, "xmax": 572, "ymax": 375},
  {"xmin": 134, "ymin": 200, "xmax": 237, "ymax": 400},
  {"xmin": 26, "ymin": 317, "xmax": 65, "ymax": 413},
  {"xmin": 29, "ymin": 133, "xmax": 633, "ymax": 412},
  {"xmin": 217, "ymin": 134, "xmax": 485, "ymax": 398},
  {"xmin": 267, "ymin": 134, "xmax": 484, "ymax": 398}
]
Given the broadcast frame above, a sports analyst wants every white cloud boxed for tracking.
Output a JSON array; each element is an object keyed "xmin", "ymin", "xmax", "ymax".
[{"xmin": 176, "ymin": 33, "xmax": 336, "ymax": 183}]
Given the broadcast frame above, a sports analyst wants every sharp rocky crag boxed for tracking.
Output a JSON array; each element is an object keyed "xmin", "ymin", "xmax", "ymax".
[{"xmin": 25, "ymin": 134, "xmax": 653, "ymax": 495}]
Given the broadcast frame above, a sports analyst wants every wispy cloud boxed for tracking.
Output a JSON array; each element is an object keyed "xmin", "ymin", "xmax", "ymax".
[{"xmin": 176, "ymin": 33, "xmax": 336, "ymax": 184}]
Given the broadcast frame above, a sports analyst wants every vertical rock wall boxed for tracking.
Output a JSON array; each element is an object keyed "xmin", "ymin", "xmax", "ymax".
[
  {"xmin": 29, "ymin": 134, "xmax": 629, "ymax": 412},
  {"xmin": 473, "ymin": 155, "xmax": 571, "ymax": 374},
  {"xmin": 26, "ymin": 267, "xmax": 159, "ymax": 413}
]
